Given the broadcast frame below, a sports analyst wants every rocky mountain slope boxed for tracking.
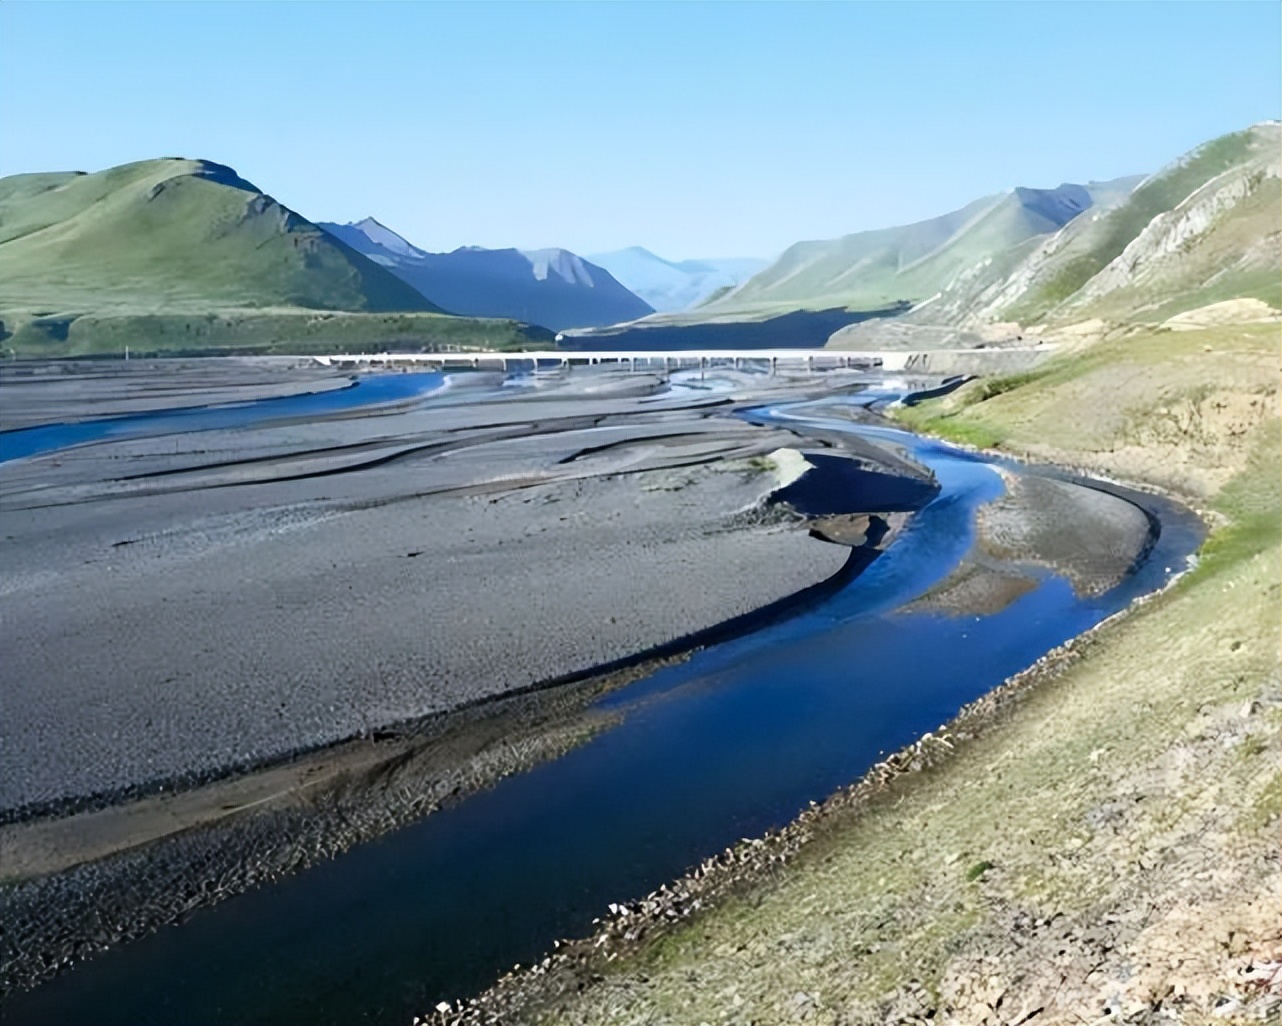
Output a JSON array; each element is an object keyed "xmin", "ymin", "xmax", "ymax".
[
  {"xmin": 831, "ymin": 122, "xmax": 1280, "ymax": 347},
  {"xmin": 585, "ymin": 247, "xmax": 768, "ymax": 312},
  {"xmin": 0, "ymin": 159, "xmax": 547, "ymax": 356},
  {"xmin": 320, "ymin": 218, "xmax": 653, "ymax": 332},
  {"xmin": 1058, "ymin": 124, "xmax": 1281, "ymax": 323},
  {"xmin": 701, "ymin": 178, "xmax": 1141, "ymax": 318}
]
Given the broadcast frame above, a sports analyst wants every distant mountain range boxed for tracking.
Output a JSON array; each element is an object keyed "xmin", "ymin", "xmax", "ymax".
[
  {"xmin": 318, "ymin": 218, "xmax": 653, "ymax": 332},
  {"xmin": 584, "ymin": 247, "xmax": 769, "ymax": 313},
  {"xmin": 2, "ymin": 122, "xmax": 1275, "ymax": 358},
  {"xmin": 567, "ymin": 123, "xmax": 1279, "ymax": 348},
  {"xmin": 563, "ymin": 179, "xmax": 1146, "ymax": 348},
  {"xmin": 699, "ymin": 177, "xmax": 1144, "ymax": 318}
]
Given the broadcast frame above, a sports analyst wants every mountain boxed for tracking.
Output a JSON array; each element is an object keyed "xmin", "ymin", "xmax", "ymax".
[
  {"xmin": 319, "ymin": 218, "xmax": 654, "ymax": 332},
  {"xmin": 707, "ymin": 178, "xmax": 1142, "ymax": 318},
  {"xmin": 563, "ymin": 177, "xmax": 1141, "ymax": 348},
  {"xmin": 0, "ymin": 159, "xmax": 548, "ymax": 356},
  {"xmin": 584, "ymin": 247, "xmax": 769, "ymax": 312},
  {"xmin": 829, "ymin": 121, "xmax": 1280, "ymax": 347},
  {"xmin": 0, "ymin": 159, "xmax": 442, "ymax": 315},
  {"xmin": 1000, "ymin": 123, "xmax": 1281, "ymax": 324}
]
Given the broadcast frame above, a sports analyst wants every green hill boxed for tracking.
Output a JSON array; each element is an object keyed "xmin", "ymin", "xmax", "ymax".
[
  {"xmin": 829, "ymin": 123, "xmax": 1279, "ymax": 347},
  {"xmin": 1000, "ymin": 123, "xmax": 1281, "ymax": 325},
  {"xmin": 706, "ymin": 181, "xmax": 1137, "ymax": 317},
  {"xmin": 0, "ymin": 158, "xmax": 547, "ymax": 356}
]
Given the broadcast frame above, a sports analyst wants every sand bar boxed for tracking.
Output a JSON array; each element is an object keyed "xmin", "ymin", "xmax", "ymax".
[{"xmin": 0, "ymin": 364, "xmax": 893, "ymax": 819}]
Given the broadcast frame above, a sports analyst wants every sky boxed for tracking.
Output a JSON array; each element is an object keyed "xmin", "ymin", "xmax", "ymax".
[{"xmin": 3, "ymin": 1, "xmax": 1279, "ymax": 260}]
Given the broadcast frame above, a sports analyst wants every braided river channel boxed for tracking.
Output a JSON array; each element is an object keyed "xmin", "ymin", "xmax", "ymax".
[{"xmin": 1, "ymin": 372, "xmax": 1203, "ymax": 1025}]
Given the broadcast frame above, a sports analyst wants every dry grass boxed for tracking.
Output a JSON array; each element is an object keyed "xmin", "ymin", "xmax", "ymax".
[
  {"xmin": 899, "ymin": 324, "xmax": 1278, "ymax": 499},
  {"xmin": 467, "ymin": 321, "xmax": 1282, "ymax": 1026},
  {"xmin": 540, "ymin": 542, "xmax": 1278, "ymax": 1024}
]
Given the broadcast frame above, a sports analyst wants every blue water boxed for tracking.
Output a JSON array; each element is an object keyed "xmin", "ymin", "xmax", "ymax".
[
  {"xmin": 0, "ymin": 372, "xmax": 446, "ymax": 464},
  {"xmin": 0, "ymin": 391, "xmax": 1203, "ymax": 1026}
]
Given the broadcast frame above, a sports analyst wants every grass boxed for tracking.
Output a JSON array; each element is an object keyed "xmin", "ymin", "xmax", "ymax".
[
  {"xmin": 476, "ymin": 316, "xmax": 1282, "ymax": 1025},
  {"xmin": 1, "ymin": 308, "xmax": 551, "ymax": 358},
  {"xmin": 964, "ymin": 860, "xmax": 996, "ymax": 882},
  {"xmin": 896, "ymin": 369, "xmax": 1051, "ymax": 446},
  {"xmin": 1241, "ymin": 768, "xmax": 1282, "ymax": 834},
  {"xmin": 893, "ymin": 410, "xmax": 1006, "ymax": 450},
  {"xmin": 965, "ymin": 369, "xmax": 1046, "ymax": 401},
  {"xmin": 1005, "ymin": 128, "xmax": 1261, "ymax": 323},
  {"xmin": 1187, "ymin": 416, "xmax": 1282, "ymax": 583}
]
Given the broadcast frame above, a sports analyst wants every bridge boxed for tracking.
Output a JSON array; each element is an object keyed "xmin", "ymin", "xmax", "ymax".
[
  {"xmin": 311, "ymin": 346, "xmax": 1055, "ymax": 376},
  {"xmin": 313, "ymin": 349, "xmax": 898, "ymax": 372}
]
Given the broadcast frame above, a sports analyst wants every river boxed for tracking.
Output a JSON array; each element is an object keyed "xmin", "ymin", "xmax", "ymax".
[{"xmin": 0, "ymin": 375, "xmax": 1201, "ymax": 1025}]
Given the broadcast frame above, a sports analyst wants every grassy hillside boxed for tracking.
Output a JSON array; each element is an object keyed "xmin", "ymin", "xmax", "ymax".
[
  {"xmin": 454, "ymin": 319, "xmax": 1281, "ymax": 1024},
  {"xmin": 1081, "ymin": 178, "xmax": 1282, "ymax": 323},
  {"xmin": 707, "ymin": 182, "xmax": 1125, "ymax": 317},
  {"xmin": 0, "ymin": 159, "xmax": 441, "ymax": 314},
  {"xmin": 828, "ymin": 124, "xmax": 1277, "ymax": 349},
  {"xmin": 1002, "ymin": 125, "xmax": 1279, "ymax": 325},
  {"xmin": 0, "ymin": 159, "xmax": 549, "ymax": 356},
  {"xmin": 2, "ymin": 310, "xmax": 549, "ymax": 357}
]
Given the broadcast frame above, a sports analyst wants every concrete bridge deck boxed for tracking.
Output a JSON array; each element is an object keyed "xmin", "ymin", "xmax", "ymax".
[
  {"xmin": 311, "ymin": 346, "xmax": 1056, "ymax": 375},
  {"xmin": 313, "ymin": 349, "xmax": 893, "ymax": 372}
]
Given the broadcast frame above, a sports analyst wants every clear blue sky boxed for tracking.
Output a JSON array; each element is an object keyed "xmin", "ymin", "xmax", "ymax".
[{"xmin": 3, "ymin": 1, "xmax": 1278, "ymax": 259}]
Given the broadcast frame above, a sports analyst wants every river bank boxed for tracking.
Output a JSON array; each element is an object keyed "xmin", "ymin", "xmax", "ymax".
[
  {"xmin": 440, "ymin": 322, "xmax": 1280, "ymax": 1024},
  {"xmin": 2, "ymin": 342, "xmax": 1242, "ymax": 1026},
  {"xmin": 1, "ymin": 358, "xmax": 1196, "ymax": 1026}
]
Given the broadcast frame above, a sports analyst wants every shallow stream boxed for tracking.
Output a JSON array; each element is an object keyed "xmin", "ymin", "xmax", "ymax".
[
  {"xmin": 0, "ymin": 377, "xmax": 1202, "ymax": 1025},
  {"xmin": 0, "ymin": 371, "xmax": 445, "ymax": 464}
]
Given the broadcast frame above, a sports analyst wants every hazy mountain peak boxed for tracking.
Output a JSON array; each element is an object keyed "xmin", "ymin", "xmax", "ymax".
[
  {"xmin": 1012, "ymin": 183, "xmax": 1092, "ymax": 227},
  {"xmin": 587, "ymin": 248, "xmax": 769, "ymax": 312},
  {"xmin": 341, "ymin": 216, "xmax": 427, "ymax": 260},
  {"xmin": 314, "ymin": 221, "xmax": 653, "ymax": 330}
]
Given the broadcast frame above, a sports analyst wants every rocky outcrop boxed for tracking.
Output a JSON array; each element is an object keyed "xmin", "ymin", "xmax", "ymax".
[{"xmin": 1068, "ymin": 131, "xmax": 1281, "ymax": 310}]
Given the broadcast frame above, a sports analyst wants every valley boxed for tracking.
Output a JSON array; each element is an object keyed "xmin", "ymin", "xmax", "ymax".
[{"xmin": 0, "ymin": 108, "xmax": 1278, "ymax": 1026}]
